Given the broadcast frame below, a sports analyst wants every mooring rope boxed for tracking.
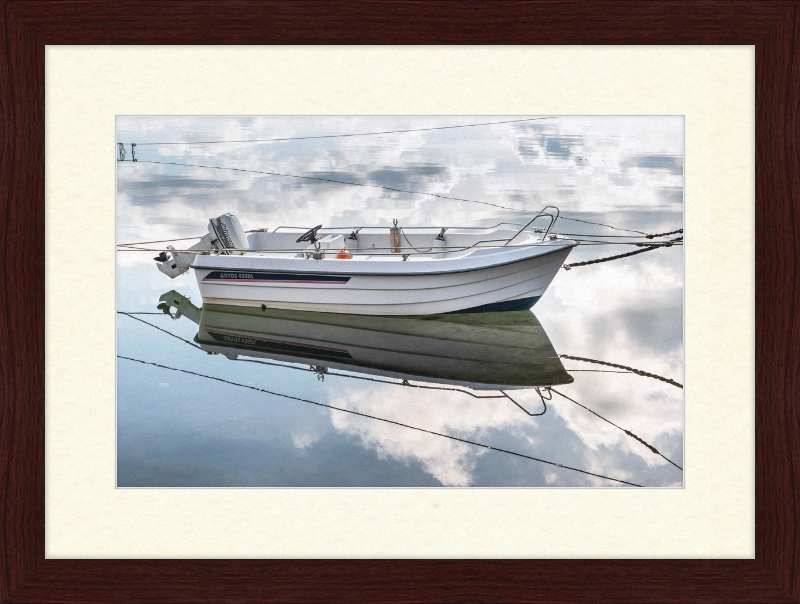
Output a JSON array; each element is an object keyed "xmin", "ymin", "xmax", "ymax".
[
  {"xmin": 117, "ymin": 236, "xmax": 204, "ymax": 246},
  {"xmin": 550, "ymin": 388, "xmax": 682, "ymax": 471},
  {"xmin": 121, "ymin": 159, "xmax": 554, "ymax": 213},
  {"xmin": 123, "ymin": 117, "xmax": 558, "ymax": 146},
  {"xmin": 116, "ymin": 312, "xmax": 677, "ymax": 473},
  {"xmin": 556, "ymin": 215, "xmax": 647, "ymax": 235},
  {"xmin": 117, "ymin": 311, "xmax": 201, "ymax": 349},
  {"xmin": 646, "ymin": 229, "xmax": 683, "ymax": 239},
  {"xmin": 560, "ymin": 355, "xmax": 683, "ymax": 389},
  {"xmin": 118, "ymin": 159, "xmax": 678, "ymax": 239},
  {"xmin": 118, "ymin": 355, "xmax": 642, "ymax": 486},
  {"xmin": 563, "ymin": 240, "xmax": 680, "ymax": 270},
  {"xmin": 117, "ymin": 313, "xmax": 678, "ymax": 480}
]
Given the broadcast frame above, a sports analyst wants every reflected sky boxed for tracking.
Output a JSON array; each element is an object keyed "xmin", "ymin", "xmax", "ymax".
[{"xmin": 116, "ymin": 116, "xmax": 684, "ymax": 488}]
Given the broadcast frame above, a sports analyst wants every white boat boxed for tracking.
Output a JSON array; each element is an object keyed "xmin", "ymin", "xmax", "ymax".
[
  {"xmin": 158, "ymin": 290, "xmax": 573, "ymax": 391},
  {"xmin": 154, "ymin": 206, "xmax": 576, "ymax": 316}
]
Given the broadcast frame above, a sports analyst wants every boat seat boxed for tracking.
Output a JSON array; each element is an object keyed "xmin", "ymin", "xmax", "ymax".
[{"xmin": 304, "ymin": 234, "xmax": 345, "ymax": 258}]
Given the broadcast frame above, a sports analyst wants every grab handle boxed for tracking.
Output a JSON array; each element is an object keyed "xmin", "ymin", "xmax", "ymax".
[{"xmin": 504, "ymin": 206, "xmax": 560, "ymax": 246}]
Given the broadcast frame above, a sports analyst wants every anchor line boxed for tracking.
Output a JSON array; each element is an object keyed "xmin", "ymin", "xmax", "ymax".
[
  {"xmin": 560, "ymin": 354, "xmax": 683, "ymax": 389},
  {"xmin": 559, "ymin": 238, "xmax": 682, "ymax": 247},
  {"xmin": 117, "ymin": 355, "xmax": 642, "ymax": 487},
  {"xmin": 117, "ymin": 159, "xmax": 676, "ymax": 238},
  {"xmin": 557, "ymin": 232, "xmax": 681, "ymax": 239},
  {"xmin": 646, "ymin": 229, "xmax": 683, "ymax": 239},
  {"xmin": 117, "ymin": 311, "xmax": 201, "ymax": 349},
  {"xmin": 117, "ymin": 236, "xmax": 205, "ymax": 246},
  {"xmin": 121, "ymin": 159, "xmax": 553, "ymax": 212},
  {"xmin": 562, "ymin": 240, "xmax": 681, "ymax": 270},
  {"xmin": 556, "ymin": 216, "xmax": 647, "ymax": 235},
  {"xmin": 549, "ymin": 388, "xmax": 682, "ymax": 471},
  {"xmin": 121, "ymin": 117, "xmax": 559, "ymax": 145}
]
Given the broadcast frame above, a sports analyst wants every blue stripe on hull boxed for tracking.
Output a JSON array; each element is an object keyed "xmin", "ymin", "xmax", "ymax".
[{"xmin": 203, "ymin": 270, "xmax": 350, "ymax": 284}]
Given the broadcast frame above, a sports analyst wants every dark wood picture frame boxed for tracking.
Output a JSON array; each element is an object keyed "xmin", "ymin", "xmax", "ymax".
[{"xmin": 1, "ymin": 1, "xmax": 797, "ymax": 602}]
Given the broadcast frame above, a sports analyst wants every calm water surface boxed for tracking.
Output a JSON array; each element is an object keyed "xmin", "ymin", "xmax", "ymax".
[{"xmin": 116, "ymin": 116, "xmax": 684, "ymax": 487}]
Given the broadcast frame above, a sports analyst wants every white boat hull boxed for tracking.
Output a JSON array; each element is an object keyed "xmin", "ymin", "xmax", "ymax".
[{"xmin": 192, "ymin": 244, "xmax": 574, "ymax": 315}]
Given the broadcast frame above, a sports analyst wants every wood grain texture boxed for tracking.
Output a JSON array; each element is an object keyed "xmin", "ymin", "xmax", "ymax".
[{"xmin": 0, "ymin": 0, "xmax": 798, "ymax": 602}]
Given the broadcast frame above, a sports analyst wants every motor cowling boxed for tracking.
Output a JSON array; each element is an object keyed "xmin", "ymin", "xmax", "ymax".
[{"xmin": 208, "ymin": 214, "xmax": 248, "ymax": 255}]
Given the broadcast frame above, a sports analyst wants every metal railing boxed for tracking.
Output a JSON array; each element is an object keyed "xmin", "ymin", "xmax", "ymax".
[
  {"xmin": 264, "ymin": 221, "xmax": 527, "ymax": 234},
  {"xmin": 123, "ymin": 208, "xmax": 570, "ymax": 260},
  {"xmin": 504, "ymin": 206, "xmax": 560, "ymax": 246}
]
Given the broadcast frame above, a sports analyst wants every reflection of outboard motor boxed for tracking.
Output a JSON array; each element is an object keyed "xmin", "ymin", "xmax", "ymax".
[
  {"xmin": 156, "ymin": 213, "xmax": 249, "ymax": 279},
  {"xmin": 157, "ymin": 290, "xmax": 201, "ymax": 324}
]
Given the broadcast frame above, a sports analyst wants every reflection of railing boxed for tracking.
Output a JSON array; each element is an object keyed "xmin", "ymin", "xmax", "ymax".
[{"xmin": 504, "ymin": 387, "xmax": 550, "ymax": 416}]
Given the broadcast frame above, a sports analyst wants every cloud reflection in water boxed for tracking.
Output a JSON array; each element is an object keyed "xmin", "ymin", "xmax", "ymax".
[{"xmin": 116, "ymin": 115, "xmax": 683, "ymax": 487}]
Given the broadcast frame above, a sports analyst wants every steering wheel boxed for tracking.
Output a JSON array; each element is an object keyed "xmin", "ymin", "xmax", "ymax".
[{"xmin": 296, "ymin": 225, "xmax": 323, "ymax": 243}]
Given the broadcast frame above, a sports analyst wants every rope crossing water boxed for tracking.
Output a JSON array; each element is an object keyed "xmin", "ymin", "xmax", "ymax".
[
  {"xmin": 549, "ymin": 388, "xmax": 682, "ymax": 470},
  {"xmin": 116, "ymin": 313, "xmax": 683, "ymax": 481},
  {"xmin": 562, "ymin": 239, "xmax": 681, "ymax": 270},
  {"xmin": 121, "ymin": 159, "xmax": 557, "ymax": 214},
  {"xmin": 118, "ymin": 355, "xmax": 643, "ymax": 487},
  {"xmin": 118, "ymin": 311, "xmax": 201, "ymax": 349},
  {"xmin": 117, "ymin": 158, "xmax": 680, "ymax": 240},
  {"xmin": 123, "ymin": 117, "xmax": 558, "ymax": 146},
  {"xmin": 560, "ymin": 355, "xmax": 683, "ymax": 389}
]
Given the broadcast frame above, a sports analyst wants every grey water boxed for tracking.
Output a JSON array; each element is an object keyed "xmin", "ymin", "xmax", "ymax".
[{"xmin": 116, "ymin": 116, "xmax": 684, "ymax": 488}]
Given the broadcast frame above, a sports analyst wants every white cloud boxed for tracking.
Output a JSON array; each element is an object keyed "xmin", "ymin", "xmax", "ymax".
[
  {"xmin": 326, "ymin": 386, "xmax": 542, "ymax": 486},
  {"xmin": 292, "ymin": 432, "xmax": 321, "ymax": 449}
]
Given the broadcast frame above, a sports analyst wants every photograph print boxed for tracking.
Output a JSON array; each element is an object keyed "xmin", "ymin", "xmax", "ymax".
[{"xmin": 116, "ymin": 115, "xmax": 684, "ymax": 488}]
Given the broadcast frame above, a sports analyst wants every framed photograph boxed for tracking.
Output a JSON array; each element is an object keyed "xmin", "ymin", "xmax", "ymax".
[
  {"xmin": 3, "ymin": 1, "xmax": 796, "ymax": 601},
  {"xmin": 115, "ymin": 114, "xmax": 684, "ymax": 490}
]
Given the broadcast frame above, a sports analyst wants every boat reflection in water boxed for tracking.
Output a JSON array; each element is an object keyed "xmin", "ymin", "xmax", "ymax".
[{"xmin": 158, "ymin": 290, "xmax": 572, "ymax": 392}]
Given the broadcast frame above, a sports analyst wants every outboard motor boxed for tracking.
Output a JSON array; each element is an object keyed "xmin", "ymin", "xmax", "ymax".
[
  {"xmin": 207, "ymin": 214, "xmax": 248, "ymax": 255},
  {"xmin": 156, "ymin": 213, "xmax": 250, "ymax": 279}
]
